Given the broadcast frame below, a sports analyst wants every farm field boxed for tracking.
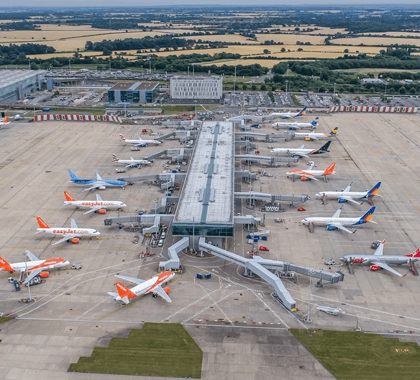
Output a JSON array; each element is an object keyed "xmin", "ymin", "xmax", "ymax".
[
  {"xmin": 332, "ymin": 36, "xmax": 420, "ymax": 47},
  {"xmin": 181, "ymin": 34, "xmax": 260, "ymax": 44},
  {"xmin": 361, "ymin": 31, "xmax": 420, "ymax": 38},
  {"xmin": 255, "ymin": 33, "xmax": 327, "ymax": 44}
]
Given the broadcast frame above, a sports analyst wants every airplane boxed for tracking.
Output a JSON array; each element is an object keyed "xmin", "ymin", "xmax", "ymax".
[
  {"xmin": 301, "ymin": 206, "xmax": 377, "ymax": 234},
  {"xmin": 119, "ymin": 134, "xmax": 161, "ymax": 146},
  {"xmin": 112, "ymin": 154, "xmax": 152, "ymax": 168},
  {"xmin": 339, "ymin": 239, "xmax": 420, "ymax": 277},
  {"xmin": 286, "ymin": 161, "xmax": 336, "ymax": 182},
  {"xmin": 270, "ymin": 106, "xmax": 307, "ymax": 119},
  {"xmin": 315, "ymin": 182, "xmax": 382, "ymax": 205},
  {"xmin": 273, "ymin": 117, "xmax": 318, "ymax": 130},
  {"xmin": 292, "ymin": 127, "xmax": 338, "ymax": 141},
  {"xmin": 108, "ymin": 271, "xmax": 175, "ymax": 304},
  {"xmin": 270, "ymin": 141, "xmax": 331, "ymax": 158},
  {"xmin": 0, "ymin": 116, "xmax": 10, "ymax": 125},
  {"xmin": 63, "ymin": 191, "xmax": 126, "ymax": 215},
  {"xmin": 0, "ymin": 250, "xmax": 70, "ymax": 284},
  {"xmin": 35, "ymin": 216, "xmax": 100, "ymax": 246},
  {"xmin": 68, "ymin": 169, "xmax": 127, "ymax": 192}
]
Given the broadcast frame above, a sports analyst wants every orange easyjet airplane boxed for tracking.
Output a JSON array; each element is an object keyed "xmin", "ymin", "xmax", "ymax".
[
  {"xmin": 0, "ymin": 116, "xmax": 10, "ymax": 125},
  {"xmin": 286, "ymin": 161, "xmax": 336, "ymax": 182},
  {"xmin": 108, "ymin": 271, "xmax": 175, "ymax": 304}
]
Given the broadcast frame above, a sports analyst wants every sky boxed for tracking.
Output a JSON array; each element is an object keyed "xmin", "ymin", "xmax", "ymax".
[{"xmin": 1, "ymin": 1, "xmax": 419, "ymax": 7}]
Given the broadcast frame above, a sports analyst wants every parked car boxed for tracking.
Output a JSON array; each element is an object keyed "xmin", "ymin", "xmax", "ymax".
[{"xmin": 259, "ymin": 246, "xmax": 269, "ymax": 252}]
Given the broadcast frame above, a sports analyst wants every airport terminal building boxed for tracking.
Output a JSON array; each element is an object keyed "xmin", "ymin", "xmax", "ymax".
[
  {"xmin": 0, "ymin": 70, "xmax": 46, "ymax": 103},
  {"xmin": 107, "ymin": 82, "xmax": 159, "ymax": 104}
]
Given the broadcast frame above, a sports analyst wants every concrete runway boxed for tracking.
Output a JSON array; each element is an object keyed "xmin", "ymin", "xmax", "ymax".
[{"xmin": 0, "ymin": 113, "xmax": 419, "ymax": 379}]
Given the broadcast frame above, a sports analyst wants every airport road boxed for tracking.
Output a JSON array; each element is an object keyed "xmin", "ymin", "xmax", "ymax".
[{"xmin": 0, "ymin": 114, "xmax": 420, "ymax": 378}]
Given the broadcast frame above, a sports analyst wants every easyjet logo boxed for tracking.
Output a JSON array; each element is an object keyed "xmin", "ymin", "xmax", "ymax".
[
  {"xmin": 81, "ymin": 202, "xmax": 112, "ymax": 206},
  {"xmin": 52, "ymin": 229, "xmax": 89, "ymax": 234}
]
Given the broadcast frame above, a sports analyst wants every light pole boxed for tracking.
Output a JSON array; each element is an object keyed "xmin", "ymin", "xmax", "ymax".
[
  {"xmin": 286, "ymin": 80, "xmax": 288, "ymax": 96},
  {"xmin": 304, "ymin": 270, "xmax": 314, "ymax": 323},
  {"xmin": 28, "ymin": 59, "xmax": 31, "ymax": 70},
  {"xmin": 234, "ymin": 65, "xmax": 237, "ymax": 95},
  {"xmin": 333, "ymin": 82, "xmax": 336, "ymax": 98},
  {"xmin": 23, "ymin": 252, "xmax": 33, "ymax": 302},
  {"xmin": 188, "ymin": 66, "xmax": 189, "ymax": 76},
  {"xmin": 69, "ymin": 59, "xmax": 71, "ymax": 72}
]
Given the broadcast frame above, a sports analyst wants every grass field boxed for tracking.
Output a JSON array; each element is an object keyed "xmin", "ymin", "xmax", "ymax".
[
  {"xmin": 291, "ymin": 329, "xmax": 420, "ymax": 380},
  {"xmin": 332, "ymin": 36, "xmax": 420, "ymax": 47},
  {"xmin": 68, "ymin": 323, "xmax": 203, "ymax": 378},
  {"xmin": 0, "ymin": 316, "xmax": 13, "ymax": 324}
]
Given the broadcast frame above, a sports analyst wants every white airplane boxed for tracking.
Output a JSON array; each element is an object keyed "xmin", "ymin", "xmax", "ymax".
[
  {"xmin": 271, "ymin": 141, "xmax": 331, "ymax": 158},
  {"xmin": 286, "ymin": 161, "xmax": 336, "ymax": 182},
  {"xmin": 301, "ymin": 206, "xmax": 377, "ymax": 234},
  {"xmin": 315, "ymin": 182, "xmax": 382, "ymax": 205},
  {"xmin": 339, "ymin": 240, "xmax": 420, "ymax": 277},
  {"xmin": 119, "ymin": 134, "xmax": 161, "ymax": 146},
  {"xmin": 270, "ymin": 106, "xmax": 307, "ymax": 119},
  {"xmin": 108, "ymin": 271, "xmax": 175, "ymax": 304},
  {"xmin": 292, "ymin": 127, "xmax": 338, "ymax": 141},
  {"xmin": 112, "ymin": 154, "xmax": 152, "ymax": 168},
  {"xmin": 0, "ymin": 250, "xmax": 70, "ymax": 284},
  {"xmin": 274, "ymin": 117, "xmax": 318, "ymax": 130},
  {"xmin": 63, "ymin": 191, "xmax": 126, "ymax": 215},
  {"xmin": 0, "ymin": 116, "xmax": 10, "ymax": 125},
  {"xmin": 35, "ymin": 216, "xmax": 100, "ymax": 246}
]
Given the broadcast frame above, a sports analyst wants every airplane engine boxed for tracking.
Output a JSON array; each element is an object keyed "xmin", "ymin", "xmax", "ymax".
[
  {"xmin": 301, "ymin": 177, "xmax": 308, "ymax": 181},
  {"xmin": 370, "ymin": 265, "xmax": 381, "ymax": 271},
  {"xmin": 164, "ymin": 286, "xmax": 171, "ymax": 294},
  {"xmin": 327, "ymin": 225, "xmax": 337, "ymax": 230},
  {"xmin": 98, "ymin": 209, "xmax": 106, "ymax": 214},
  {"xmin": 71, "ymin": 238, "xmax": 80, "ymax": 244},
  {"xmin": 305, "ymin": 137, "xmax": 311, "ymax": 141},
  {"xmin": 338, "ymin": 198, "xmax": 347, "ymax": 203},
  {"xmin": 99, "ymin": 186, "xmax": 106, "ymax": 190}
]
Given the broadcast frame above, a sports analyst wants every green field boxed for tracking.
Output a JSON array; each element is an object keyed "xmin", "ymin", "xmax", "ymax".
[
  {"xmin": 0, "ymin": 316, "xmax": 14, "ymax": 324},
  {"xmin": 69, "ymin": 323, "xmax": 203, "ymax": 378},
  {"xmin": 291, "ymin": 329, "xmax": 420, "ymax": 380}
]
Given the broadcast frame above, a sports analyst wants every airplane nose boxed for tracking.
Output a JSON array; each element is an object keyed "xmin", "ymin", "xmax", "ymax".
[
  {"xmin": 301, "ymin": 219, "xmax": 308, "ymax": 224},
  {"xmin": 121, "ymin": 204, "xmax": 127, "ymax": 207},
  {"xmin": 339, "ymin": 257, "xmax": 346, "ymax": 263}
]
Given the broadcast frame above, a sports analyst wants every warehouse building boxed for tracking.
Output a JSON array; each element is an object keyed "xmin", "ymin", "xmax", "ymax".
[
  {"xmin": 107, "ymin": 82, "xmax": 159, "ymax": 104},
  {"xmin": 170, "ymin": 76, "xmax": 223, "ymax": 103},
  {"xmin": 0, "ymin": 70, "xmax": 46, "ymax": 103}
]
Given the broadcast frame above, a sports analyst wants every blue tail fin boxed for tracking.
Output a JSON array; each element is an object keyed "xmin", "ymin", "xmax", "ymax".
[
  {"xmin": 297, "ymin": 106, "xmax": 307, "ymax": 117},
  {"xmin": 311, "ymin": 117, "xmax": 319, "ymax": 126},
  {"xmin": 354, "ymin": 206, "xmax": 376, "ymax": 225},
  {"xmin": 68, "ymin": 169, "xmax": 80, "ymax": 181},
  {"xmin": 363, "ymin": 182, "xmax": 381, "ymax": 199}
]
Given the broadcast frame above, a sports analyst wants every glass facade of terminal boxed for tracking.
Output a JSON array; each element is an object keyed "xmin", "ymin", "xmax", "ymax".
[{"xmin": 172, "ymin": 223, "xmax": 234, "ymax": 237}]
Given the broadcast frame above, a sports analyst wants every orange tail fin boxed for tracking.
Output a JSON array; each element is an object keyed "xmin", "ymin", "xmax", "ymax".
[
  {"xmin": 115, "ymin": 282, "xmax": 137, "ymax": 299},
  {"xmin": 0, "ymin": 256, "xmax": 14, "ymax": 272},
  {"xmin": 64, "ymin": 191, "xmax": 76, "ymax": 202},
  {"xmin": 322, "ymin": 162, "xmax": 336, "ymax": 176},
  {"xmin": 36, "ymin": 216, "xmax": 50, "ymax": 229},
  {"xmin": 3, "ymin": 117, "xmax": 8, "ymax": 123}
]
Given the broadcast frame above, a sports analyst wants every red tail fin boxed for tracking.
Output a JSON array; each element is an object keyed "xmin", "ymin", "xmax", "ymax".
[
  {"xmin": 64, "ymin": 191, "xmax": 76, "ymax": 202},
  {"xmin": 0, "ymin": 256, "xmax": 14, "ymax": 272},
  {"xmin": 3, "ymin": 117, "xmax": 8, "ymax": 123},
  {"xmin": 119, "ymin": 134, "xmax": 126, "ymax": 141},
  {"xmin": 36, "ymin": 216, "xmax": 50, "ymax": 229},
  {"xmin": 406, "ymin": 247, "xmax": 420, "ymax": 258},
  {"xmin": 115, "ymin": 282, "xmax": 136, "ymax": 299},
  {"xmin": 322, "ymin": 162, "xmax": 336, "ymax": 176}
]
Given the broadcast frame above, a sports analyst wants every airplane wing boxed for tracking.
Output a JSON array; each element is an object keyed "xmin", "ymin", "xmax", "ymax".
[
  {"xmin": 289, "ymin": 171, "xmax": 319, "ymax": 181},
  {"xmin": 25, "ymin": 250, "xmax": 39, "ymax": 262},
  {"xmin": 343, "ymin": 182, "xmax": 353, "ymax": 192},
  {"xmin": 339, "ymin": 196, "xmax": 361, "ymax": 205},
  {"xmin": 374, "ymin": 240, "xmax": 385, "ymax": 256},
  {"xmin": 51, "ymin": 235, "xmax": 78, "ymax": 246},
  {"xmin": 370, "ymin": 261, "xmax": 403, "ymax": 277},
  {"xmin": 24, "ymin": 268, "xmax": 43, "ymax": 284},
  {"xmin": 298, "ymin": 144, "xmax": 305, "ymax": 149},
  {"xmin": 332, "ymin": 207, "xmax": 343, "ymax": 218},
  {"xmin": 114, "ymin": 274, "xmax": 146, "ymax": 285},
  {"xmin": 96, "ymin": 194, "xmax": 103, "ymax": 202},
  {"xmin": 294, "ymin": 153, "xmax": 309, "ymax": 158},
  {"xmin": 71, "ymin": 219, "xmax": 78, "ymax": 229},
  {"xmin": 151, "ymin": 285, "xmax": 172, "ymax": 303},
  {"xmin": 82, "ymin": 183, "xmax": 105, "ymax": 192},
  {"xmin": 328, "ymin": 223, "xmax": 356, "ymax": 234},
  {"xmin": 126, "ymin": 163, "xmax": 137, "ymax": 168},
  {"xmin": 95, "ymin": 171, "xmax": 103, "ymax": 181},
  {"xmin": 306, "ymin": 162, "xmax": 315, "ymax": 170},
  {"xmin": 83, "ymin": 206, "xmax": 103, "ymax": 215}
]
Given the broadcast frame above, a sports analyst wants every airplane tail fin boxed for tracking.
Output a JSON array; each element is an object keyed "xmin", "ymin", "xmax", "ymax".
[
  {"xmin": 36, "ymin": 216, "xmax": 50, "ymax": 229},
  {"xmin": 405, "ymin": 247, "xmax": 420, "ymax": 258},
  {"xmin": 64, "ymin": 191, "xmax": 76, "ymax": 202},
  {"xmin": 328, "ymin": 127, "xmax": 338, "ymax": 136},
  {"xmin": 68, "ymin": 169, "xmax": 80, "ymax": 180},
  {"xmin": 119, "ymin": 134, "xmax": 126, "ymax": 141},
  {"xmin": 112, "ymin": 154, "xmax": 119, "ymax": 162},
  {"xmin": 3, "ymin": 117, "xmax": 8, "ymax": 123},
  {"xmin": 311, "ymin": 141, "xmax": 331, "ymax": 155},
  {"xmin": 115, "ymin": 282, "xmax": 136, "ymax": 302},
  {"xmin": 322, "ymin": 162, "xmax": 336, "ymax": 176},
  {"xmin": 311, "ymin": 117, "xmax": 319, "ymax": 126},
  {"xmin": 355, "ymin": 206, "xmax": 376, "ymax": 225},
  {"xmin": 297, "ymin": 106, "xmax": 307, "ymax": 117},
  {"xmin": 363, "ymin": 182, "xmax": 382, "ymax": 199},
  {"xmin": 0, "ymin": 256, "xmax": 15, "ymax": 272}
]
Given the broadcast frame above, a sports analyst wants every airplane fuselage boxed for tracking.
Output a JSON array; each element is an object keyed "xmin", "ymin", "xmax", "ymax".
[
  {"xmin": 340, "ymin": 254, "xmax": 420, "ymax": 266},
  {"xmin": 302, "ymin": 216, "xmax": 360, "ymax": 227},
  {"xmin": 315, "ymin": 191, "xmax": 367, "ymax": 201},
  {"xmin": 270, "ymin": 148, "xmax": 312, "ymax": 155},
  {"xmin": 37, "ymin": 228, "xmax": 100, "ymax": 237},
  {"xmin": 274, "ymin": 122, "xmax": 314, "ymax": 129},
  {"xmin": 293, "ymin": 132, "xmax": 329, "ymax": 140},
  {"xmin": 123, "ymin": 139, "xmax": 161, "ymax": 146},
  {"xmin": 0, "ymin": 259, "xmax": 70, "ymax": 272},
  {"xmin": 71, "ymin": 179, "xmax": 127, "ymax": 187},
  {"xmin": 287, "ymin": 169, "xmax": 335, "ymax": 178},
  {"xmin": 115, "ymin": 159, "xmax": 152, "ymax": 166},
  {"xmin": 64, "ymin": 200, "xmax": 125, "ymax": 209}
]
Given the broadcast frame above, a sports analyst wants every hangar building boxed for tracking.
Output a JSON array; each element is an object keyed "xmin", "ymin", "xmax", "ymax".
[{"xmin": 0, "ymin": 70, "xmax": 46, "ymax": 103}]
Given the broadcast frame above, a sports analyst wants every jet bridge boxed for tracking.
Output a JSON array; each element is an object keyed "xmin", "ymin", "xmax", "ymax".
[
  {"xmin": 104, "ymin": 214, "xmax": 174, "ymax": 227},
  {"xmin": 235, "ymin": 132, "xmax": 292, "ymax": 141},
  {"xmin": 156, "ymin": 130, "xmax": 199, "ymax": 141},
  {"xmin": 159, "ymin": 237, "xmax": 190, "ymax": 271},
  {"xmin": 143, "ymin": 148, "xmax": 193, "ymax": 162},
  {"xmin": 235, "ymin": 191, "xmax": 310, "ymax": 205},
  {"xmin": 235, "ymin": 155, "xmax": 299, "ymax": 166}
]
